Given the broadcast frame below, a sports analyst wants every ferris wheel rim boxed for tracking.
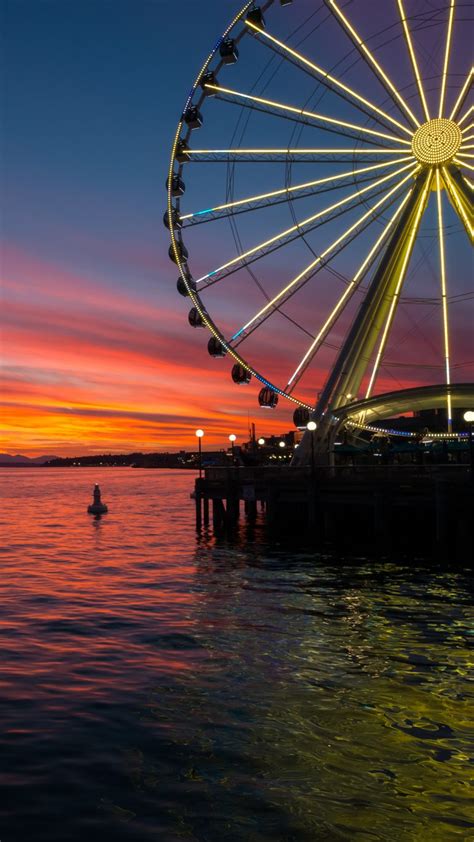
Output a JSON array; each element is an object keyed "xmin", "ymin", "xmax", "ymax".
[{"xmin": 167, "ymin": 0, "xmax": 473, "ymax": 420}]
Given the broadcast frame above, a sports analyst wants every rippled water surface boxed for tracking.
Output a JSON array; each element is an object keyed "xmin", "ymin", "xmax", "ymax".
[{"xmin": 0, "ymin": 468, "xmax": 472, "ymax": 841}]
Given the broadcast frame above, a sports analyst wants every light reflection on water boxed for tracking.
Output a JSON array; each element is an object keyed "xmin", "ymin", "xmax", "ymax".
[{"xmin": 0, "ymin": 468, "xmax": 472, "ymax": 841}]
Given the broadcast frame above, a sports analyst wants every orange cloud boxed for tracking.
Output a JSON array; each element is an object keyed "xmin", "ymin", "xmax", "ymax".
[{"xmin": 1, "ymin": 247, "xmax": 302, "ymax": 455}]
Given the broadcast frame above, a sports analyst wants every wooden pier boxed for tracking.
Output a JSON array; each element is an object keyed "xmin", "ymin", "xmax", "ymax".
[{"xmin": 194, "ymin": 465, "xmax": 474, "ymax": 560}]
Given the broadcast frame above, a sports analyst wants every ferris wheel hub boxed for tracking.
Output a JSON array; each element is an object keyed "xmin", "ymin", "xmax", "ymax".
[{"xmin": 412, "ymin": 118, "xmax": 462, "ymax": 166}]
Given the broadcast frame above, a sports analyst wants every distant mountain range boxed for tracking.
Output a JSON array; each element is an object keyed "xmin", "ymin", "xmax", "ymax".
[{"xmin": 0, "ymin": 454, "xmax": 58, "ymax": 465}]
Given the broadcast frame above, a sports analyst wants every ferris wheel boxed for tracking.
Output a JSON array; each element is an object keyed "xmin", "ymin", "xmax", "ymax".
[{"xmin": 166, "ymin": 1, "xmax": 473, "ymax": 450}]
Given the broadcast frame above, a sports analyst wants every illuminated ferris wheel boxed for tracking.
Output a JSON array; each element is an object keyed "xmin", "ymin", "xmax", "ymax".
[{"xmin": 166, "ymin": 1, "xmax": 473, "ymax": 450}]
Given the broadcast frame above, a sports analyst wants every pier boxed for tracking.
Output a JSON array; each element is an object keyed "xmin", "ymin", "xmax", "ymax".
[{"xmin": 194, "ymin": 464, "xmax": 473, "ymax": 560}]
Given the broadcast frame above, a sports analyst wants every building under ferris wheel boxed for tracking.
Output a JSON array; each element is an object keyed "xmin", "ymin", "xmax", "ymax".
[{"xmin": 166, "ymin": 1, "xmax": 473, "ymax": 464}]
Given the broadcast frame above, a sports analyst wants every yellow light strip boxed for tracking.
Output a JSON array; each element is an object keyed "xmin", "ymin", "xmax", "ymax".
[
  {"xmin": 197, "ymin": 160, "xmax": 417, "ymax": 283},
  {"xmin": 187, "ymin": 148, "xmax": 413, "ymax": 155},
  {"xmin": 347, "ymin": 419, "xmax": 469, "ymax": 439},
  {"xmin": 449, "ymin": 67, "xmax": 473, "ymax": 121},
  {"xmin": 235, "ymin": 167, "xmax": 418, "ymax": 339},
  {"xmin": 365, "ymin": 170, "xmax": 433, "ymax": 399},
  {"xmin": 439, "ymin": 0, "xmax": 456, "ymax": 118},
  {"xmin": 327, "ymin": 0, "xmax": 420, "ymax": 127},
  {"xmin": 441, "ymin": 166, "xmax": 474, "ymax": 238},
  {"xmin": 461, "ymin": 121, "xmax": 474, "ymax": 134},
  {"xmin": 205, "ymin": 84, "xmax": 411, "ymax": 145},
  {"xmin": 459, "ymin": 145, "xmax": 474, "ymax": 150},
  {"xmin": 454, "ymin": 158, "xmax": 474, "ymax": 171},
  {"xmin": 458, "ymin": 105, "xmax": 473, "ymax": 126},
  {"xmin": 397, "ymin": 0, "xmax": 430, "ymax": 122},
  {"xmin": 435, "ymin": 169, "xmax": 452, "ymax": 430},
  {"xmin": 285, "ymin": 189, "xmax": 413, "ymax": 389},
  {"xmin": 245, "ymin": 19, "xmax": 413, "ymax": 138},
  {"xmin": 180, "ymin": 157, "xmax": 411, "ymax": 220}
]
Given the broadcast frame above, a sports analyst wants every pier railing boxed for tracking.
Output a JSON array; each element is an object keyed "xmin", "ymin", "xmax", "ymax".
[{"xmin": 204, "ymin": 463, "xmax": 470, "ymax": 483}]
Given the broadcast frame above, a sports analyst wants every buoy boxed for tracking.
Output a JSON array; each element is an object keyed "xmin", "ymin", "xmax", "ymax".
[{"xmin": 87, "ymin": 483, "xmax": 108, "ymax": 514}]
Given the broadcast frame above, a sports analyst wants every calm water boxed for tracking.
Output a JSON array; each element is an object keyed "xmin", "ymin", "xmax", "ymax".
[{"xmin": 0, "ymin": 468, "xmax": 472, "ymax": 841}]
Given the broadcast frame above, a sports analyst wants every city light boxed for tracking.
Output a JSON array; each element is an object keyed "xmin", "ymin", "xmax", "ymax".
[{"xmin": 195, "ymin": 429, "xmax": 204, "ymax": 479}]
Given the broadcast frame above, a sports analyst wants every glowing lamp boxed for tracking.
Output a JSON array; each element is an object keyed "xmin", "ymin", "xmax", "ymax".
[{"xmin": 307, "ymin": 421, "xmax": 317, "ymax": 431}]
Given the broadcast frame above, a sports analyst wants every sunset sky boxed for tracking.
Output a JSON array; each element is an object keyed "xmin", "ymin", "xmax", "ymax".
[{"xmin": 2, "ymin": 0, "xmax": 472, "ymax": 456}]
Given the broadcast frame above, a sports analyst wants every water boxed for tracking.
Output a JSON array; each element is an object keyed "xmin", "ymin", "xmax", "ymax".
[{"xmin": 0, "ymin": 468, "xmax": 472, "ymax": 841}]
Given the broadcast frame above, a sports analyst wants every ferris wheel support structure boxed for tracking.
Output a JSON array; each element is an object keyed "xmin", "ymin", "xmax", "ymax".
[{"xmin": 293, "ymin": 169, "xmax": 433, "ymax": 461}]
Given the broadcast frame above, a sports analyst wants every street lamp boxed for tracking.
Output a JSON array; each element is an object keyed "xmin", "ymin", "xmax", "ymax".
[
  {"xmin": 464, "ymin": 411, "xmax": 474, "ymax": 481},
  {"xmin": 307, "ymin": 420, "xmax": 317, "ymax": 476},
  {"xmin": 229, "ymin": 433, "xmax": 236, "ymax": 463},
  {"xmin": 258, "ymin": 437, "xmax": 265, "ymax": 446},
  {"xmin": 195, "ymin": 429, "xmax": 204, "ymax": 479}
]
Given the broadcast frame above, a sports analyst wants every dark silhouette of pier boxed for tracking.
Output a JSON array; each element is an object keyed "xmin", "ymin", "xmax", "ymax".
[{"xmin": 194, "ymin": 463, "xmax": 473, "ymax": 560}]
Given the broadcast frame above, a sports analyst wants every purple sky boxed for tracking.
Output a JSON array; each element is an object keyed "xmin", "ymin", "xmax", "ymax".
[{"xmin": 2, "ymin": 0, "xmax": 472, "ymax": 454}]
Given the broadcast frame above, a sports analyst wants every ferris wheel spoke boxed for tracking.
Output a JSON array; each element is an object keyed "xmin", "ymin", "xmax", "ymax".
[
  {"xmin": 185, "ymin": 148, "xmax": 413, "ymax": 163},
  {"xmin": 208, "ymin": 94, "xmax": 396, "ymax": 150},
  {"xmin": 441, "ymin": 166, "xmax": 473, "ymax": 240},
  {"xmin": 454, "ymin": 158, "xmax": 474, "ymax": 172},
  {"xmin": 397, "ymin": 0, "xmax": 430, "ymax": 122},
  {"xmin": 438, "ymin": 0, "xmax": 456, "ymax": 117},
  {"xmin": 284, "ymin": 188, "xmax": 414, "ymax": 392},
  {"xmin": 181, "ymin": 173, "xmax": 389, "ymax": 227},
  {"xmin": 324, "ymin": 0, "xmax": 420, "ymax": 128},
  {"xmin": 435, "ymin": 169, "xmax": 453, "ymax": 430},
  {"xmin": 180, "ymin": 157, "xmax": 411, "ymax": 225},
  {"xmin": 449, "ymin": 68, "xmax": 473, "ymax": 121},
  {"xmin": 230, "ymin": 167, "xmax": 418, "ymax": 343},
  {"xmin": 205, "ymin": 83, "xmax": 412, "ymax": 146},
  {"xmin": 458, "ymin": 105, "xmax": 473, "ymax": 127},
  {"xmin": 196, "ymin": 160, "xmax": 417, "ymax": 286},
  {"xmin": 244, "ymin": 18, "xmax": 413, "ymax": 138},
  {"xmin": 199, "ymin": 178, "xmax": 406, "ymax": 290}
]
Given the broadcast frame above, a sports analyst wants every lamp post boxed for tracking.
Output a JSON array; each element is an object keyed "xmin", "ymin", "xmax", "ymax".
[
  {"xmin": 307, "ymin": 421, "xmax": 317, "ymax": 476},
  {"xmin": 195, "ymin": 429, "xmax": 204, "ymax": 479},
  {"xmin": 229, "ymin": 433, "xmax": 236, "ymax": 464},
  {"xmin": 464, "ymin": 411, "xmax": 474, "ymax": 482}
]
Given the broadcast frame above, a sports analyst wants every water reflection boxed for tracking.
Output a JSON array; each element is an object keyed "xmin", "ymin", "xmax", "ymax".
[{"xmin": 0, "ymin": 469, "xmax": 472, "ymax": 841}]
